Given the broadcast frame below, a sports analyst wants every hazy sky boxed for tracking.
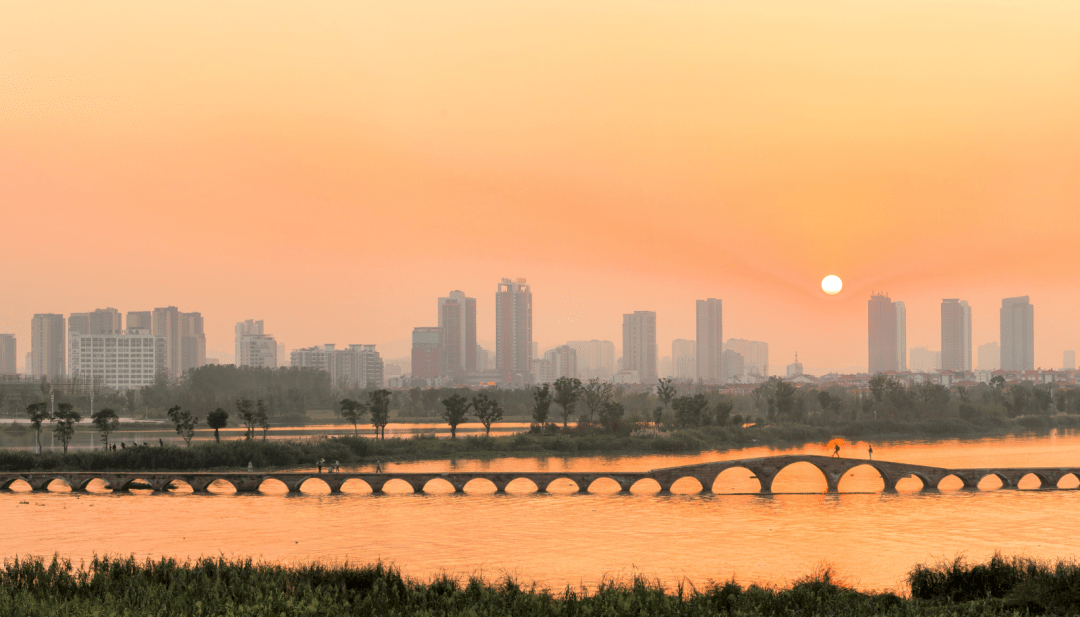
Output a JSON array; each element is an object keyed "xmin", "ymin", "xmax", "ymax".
[{"xmin": 4, "ymin": 1, "xmax": 1080, "ymax": 374}]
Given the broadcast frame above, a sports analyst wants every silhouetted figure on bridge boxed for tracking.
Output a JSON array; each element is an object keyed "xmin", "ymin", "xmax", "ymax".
[
  {"xmin": 833, "ymin": 444, "xmax": 841, "ymax": 458},
  {"xmin": 317, "ymin": 459, "xmax": 324, "ymax": 473},
  {"xmin": 868, "ymin": 445, "xmax": 873, "ymax": 460},
  {"xmin": 159, "ymin": 438, "xmax": 164, "ymax": 447},
  {"xmin": 375, "ymin": 460, "xmax": 382, "ymax": 473}
]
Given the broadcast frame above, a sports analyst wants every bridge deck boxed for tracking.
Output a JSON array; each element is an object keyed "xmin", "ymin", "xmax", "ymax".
[{"xmin": 1, "ymin": 455, "xmax": 1077, "ymax": 494}]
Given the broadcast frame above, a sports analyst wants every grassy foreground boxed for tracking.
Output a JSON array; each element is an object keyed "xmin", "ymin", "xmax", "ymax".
[
  {"xmin": 3, "ymin": 416, "xmax": 1074, "ymax": 472},
  {"xmin": 1, "ymin": 553, "xmax": 1077, "ymax": 616}
]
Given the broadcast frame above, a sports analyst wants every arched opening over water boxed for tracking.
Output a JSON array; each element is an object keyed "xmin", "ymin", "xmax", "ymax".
[
  {"xmin": 628, "ymin": 478, "xmax": 660, "ymax": 494},
  {"xmin": 381, "ymin": 478, "xmax": 417, "ymax": 494},
  {"xmin": 837, "ymin": 464, "xmax": 885, "ymax": 493},
  {"xmin": 668, "ymin": 476, "xmax": 704, "ymax": 495},
  {"xmin": 504, "ymin": 477, "xmax": 540, "ymax": 494},
  {"xmin": 936, "ymin": 474, "xmax": 966, "ymax": 491},
  {"xmin": 164, "ymin": 479, "xmax": 193, "ymax": 493},
  {"xmin": 462, "ymin": 478, "xmax": 498, "ymax": 494},
  {"xmin": 423, "ymin": 478, "xmax": 457, "ymax": 494},
  {"xmin": 977, "ymin": 473, "xmax": 1006, "ymax": 491},
  {"xmin": 119, "ymin": 478, "xmax": 154, "ymax": 493},
  {"xmin": 2, "ymin": 478, "xmax": 31, "ymax": 492},
  {"xmin": 710, "ymin": 467, "xmax": 760, "ymax": 494},
  {"xmin": 257, "ymin": 478, "xmax": 290, "ymax": 495},
  {"xmin": 339, "ymin": 478, "xmax": 373, "ymax": 494},
  {"xmin": 206, "ymin": 478, "xmax": 238, "ymax": 494},
  {"xmin": 1016, "ymin": 473, "xmax": 1046, "ymax": 490},
  {"xmin": 543, "ymin": 477, "xmax": 581, "ymax": 494},
  {"xmin": 583, "ymin": 477, "xmax": 622, "ymax": 494},
  {"xmin": 1057, "ymin": 473, "xmax": 1080, "ymax": 489},
  {"xmin": 893, "ymin": 473, "xmax": 928, "ymax": 493},
  {"xmin": 770, "ymin": 462, "xmax": 828, "ymax": 493}
]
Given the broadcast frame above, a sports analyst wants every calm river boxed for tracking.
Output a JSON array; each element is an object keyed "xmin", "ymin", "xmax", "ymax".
[{"xmin": 3, "ymin": 433, "xmax": 1079, "ymax": 592}]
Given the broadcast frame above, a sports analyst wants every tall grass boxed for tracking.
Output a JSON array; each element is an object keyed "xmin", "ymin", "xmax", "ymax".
[{"xmin": 5, "ymin": 553, "xmax": 1075, "ymax": 615}]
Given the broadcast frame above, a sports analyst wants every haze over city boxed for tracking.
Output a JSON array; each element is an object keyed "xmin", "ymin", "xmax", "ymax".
[{"xmin": 5, "ymin": 2, "xmax": 1080, "ymax": 377}]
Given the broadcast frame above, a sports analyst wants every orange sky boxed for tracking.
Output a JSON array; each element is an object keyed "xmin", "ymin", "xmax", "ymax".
[{"xmin": 3, "ymin": 1, "xmax": 1080, "ymax": 374}]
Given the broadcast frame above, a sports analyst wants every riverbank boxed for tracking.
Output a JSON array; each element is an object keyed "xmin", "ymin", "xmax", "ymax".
[
  {"xmin": 0, "ymin": 553, "xmax": 1074, "ymax": 616},
  {"xmin": 1, "ymin": 415, "xmax": 1077, "ymax": 472}
]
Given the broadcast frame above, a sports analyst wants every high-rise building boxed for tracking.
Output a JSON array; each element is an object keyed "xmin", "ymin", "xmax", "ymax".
[
  {"xmin": 672, "ymin": 338, "xmax": 696, "ymax": 381},
  {"xmin": 1064, "ymin": 350, "xmax": 1076, "ymax": 371},
  {"xmin": 622, "ymin": 311, "xmax": 657, "ymax": 384},
  {"xmin": 895, "ymin": 301, "xmax": 907, "ymax": 371},
  {"xmin": 151, "ymin": 306, "xmax": 181, "ymax": 378},
  {"xmin": 235, "ymin": 319, "xmax": 277, "ymax": 368},
  {"xmin": 68, "ymin": 308, "xmax": 125, "ymax": 377},
  {"xmin": 68, "ymin": 308, "xmax": 122, "ymax": 337},
  {"xmin": 909, "ymin": 347, "xmax": 941, "ymax": 373},
  {"xmin": 566, "ymin": 340, "xmax": 616, "ymax": 380},
  {"xmin": 696, "ymin": 299, "xmax": 723, "ymax": 382},
  {"xmin": 722, "ymin": 349, "xmax": 744, "ymax": 381},
  {"xmin": 328, "ymin": 344, "xmax": 383, "ymax": 389},
  {"xmin": 545, "ymin": 345, "xmax": 577, "ymax": 381},
  {"xmin": 977, "ymin": 342, "xmax": 1000, "ymax": 371},
  {"xmin": 868, "ymin": 294, "xmax": 905, "ymax": 374},
  {"xmin": 411, "ymin": 327, "xmax": 442, "ymax": 379},
  {"xmin": 69, "ymin": 329, "xmax": 166, "ymax": 390},
  {"xmin": 438, "ymin": 291, "xmax": 477, "ymax": 378},
  {"xmin": 1000, "ymin": 296, "xmax": 1034, "ymax": 371},
  {"xmin": 0, "ymin": 334, "xmax": 15, "ymax": 375},
  {"xmin": 476, "ymin": 344, "xmax": 491, "ymax": 373},
  {"xmin": 941, "ymin": 299, "xmax": 972, "ymax": 371},
  {"xmin": 290, "ymin": 345, "xmax": 334, "ymax": 372},
  {"xmin": 30, "ymin": 314, "xmax": 66, "ymax": 379},
  {"xmin": 495, "ymin": 278, "xmax": 532, "ymax": 384},
  {"xmin": 725, "ymin": 339, "xmax": 769, "ymax": 377},
  {"xmin": 126, "ymin": 311, "xmax": 152, "ymax": 331},
  {"xmin": 180, "ymin": 311, "xmax": 206, "ymax": 373}
]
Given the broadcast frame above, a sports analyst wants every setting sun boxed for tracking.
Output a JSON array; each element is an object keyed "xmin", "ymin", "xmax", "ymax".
[{"xmin": 822, "ymin": 275, "xmax": 843, "ymax": 295}]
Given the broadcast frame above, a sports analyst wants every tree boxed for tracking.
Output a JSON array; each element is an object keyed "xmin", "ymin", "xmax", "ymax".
[
  {"xmin": 91, "ymin": 408, "xmax": 120, "ymax": 449},
  {"xmin": 773, "ymin": 379, "xmax": 798, "ymax": 419},
  {"xmin": 471, "ymin": 392, "xmax": 504, "ymax": 437},
  {"xmin": 580, "ymin": 379, "xmax": 614, "ymax": 424},
  {"xmin": 340, "ymin": 398, "xmax": 368, "ymax": 436},
  {"xmin": 26, "ymin": 402, "xmax": 51, "ymax": 454},
  {"xmin": 235, "ymin": 398, "xmax": 257, "ymax": 439},
  {"xmin": 206, "ymin": 408, "xmax": 229, "ymax": 442},
  {"xmin": 672, "ymin": 394, "xmax": 709, "ymax": 428},
  {"xmin": 714, "ymin": 399, "xmax": 734, "ymax": 425},
  {"xmin": 598, "ymin": 401, "xmax": 624, "ymax": 430},
  {"xmin": 531, "ymin": 384, "xmax": 553, "ymax": 428},
  {"xmin": 655, "ymin": 378, "xmax": 677, "ymax": 428},
  {"xmin": 256, "ymin": 399, "xmax": 270, "ymax": 440},
  {"xmin": 441, "ymin": 394, "xmax": 471, "ymax": 439},
  {"xmin": 167, "ymin": 405, "xmax": 198, "ymax": 447},
  {"xmin": 368, "ymin": 389, "xmax": 392, "ymax": 439},
  {"xmin": 552, "ymin": 377, "xmax": 582, "ymax": 428},
  {"xmin": 52, "ymin": 402, "xmax": 81, "ymax": 454}
]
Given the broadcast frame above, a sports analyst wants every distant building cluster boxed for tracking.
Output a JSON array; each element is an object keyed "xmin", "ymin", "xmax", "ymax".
[{"xmin": 4, "ymin": 281, "xmax": 1074, "ymax": 394}]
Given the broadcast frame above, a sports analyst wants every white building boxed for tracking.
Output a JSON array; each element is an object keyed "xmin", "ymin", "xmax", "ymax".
[
  {"xmin": 69, "ymin": 329, "xmax": 166, "ymax": 390},
  {"xmin": 329, "ymin": 344, "xmax": 384, "ymax": 389},
  {"xmin": 235, "ymin": 320, "xmax": 277, "ymax": 368},
  {"xmin": 725, "ymin": 338, "xmax": 769, "ymax": 377},
  {"xmin": 672, "ymin": 339, "xmax": 696, "ymax": 381}
]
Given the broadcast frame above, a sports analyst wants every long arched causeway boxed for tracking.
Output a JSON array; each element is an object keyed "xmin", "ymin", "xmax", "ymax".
[{"xmin": 3, "ymin": 455, "xmax": 1078, "ymax": 495}]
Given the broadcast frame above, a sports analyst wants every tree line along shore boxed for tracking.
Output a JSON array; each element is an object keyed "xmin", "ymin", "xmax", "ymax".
[{"xmin": 0, "ymin": 553, "xmax": 1076, "ymax": 616}]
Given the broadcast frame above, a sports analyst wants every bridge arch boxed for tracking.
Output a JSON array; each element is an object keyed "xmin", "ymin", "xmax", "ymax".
[
  {"xmin": 255, "ymin": 477, "xmax": 291, "ymax": 494},
  {"xmin": 975, "ymin": 472, "xmax": 1009, "ymax": 490},
  {"xmin": 380, "ymin": 478, "xmax": 420, "ymax": 494},
  {"xmin": 665, "ymin": 476, "xmax": 705, "ymax": 494},
  {"xmin": 163, "ymin": 479, "xmax": 194, "ymax": 493},
  {"xmin": 460, "ymin": 477, "xmax": 499, "ymax": 493},
  {"xmin": 1, "ymin": 476, "xmax": 31, "ymax": 491},
  {"xmin": 1057, "ymin": 473, "xmax": 1080, "ymax": 489},
  {"xmin": 542, "ymin": 476, "xmax": 582, "ymax": 493},
  {"xmin": 503, "ymin": 477, "xmax": 541, "ymax": 494},
  {"xmin": 423, "ymin": 477, "xmax": 460, "ymax": 494},
  {"xmin": 338, "ymin": 478, "xmax": 374, "ymax": 494},
  {"xmin": 626, "ymin": 477, "xmax": 660, "ymax": 494},
  {"xmin": 201, "ymin": 478, "xmax": 239, "ymax": 493},
  {"xmin": 1016, "ymin": 472, "xmax": 1050, "ymax": 490},
  {"xmin": 770, "ymin": 461, "xmax": 829, "ymax": 493},
  {"xmin": 837, "ymin": 464, "xmax": 886, "ymax": 493},
  {"xmin": 935, "ymin": 473, "xmax": 973, "ymax": 491},
  {"xmin": 582, "ymin": 476, "xmax": 633, "ymax": 493},
  {"xmin": 707, "ymin": 466, "xmax": 760, "ymax": 494},
  {"xmin": 117, "ymin": 478, "xmax": 158, "ymax": 492}
]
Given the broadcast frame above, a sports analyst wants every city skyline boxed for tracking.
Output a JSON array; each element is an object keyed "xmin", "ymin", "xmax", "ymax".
[{"xmin": 3, "ymin": 287, "xmax": 1078, "ymax": 379}]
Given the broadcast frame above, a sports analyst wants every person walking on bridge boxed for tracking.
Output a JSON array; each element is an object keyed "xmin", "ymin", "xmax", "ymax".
[
  {"xmin": 317, "ymin": 458, "xmax": 324, "ymax": 474},
  {"xmin": 375, "ymin": 460, "xmax": 382, "ymax": 473}
]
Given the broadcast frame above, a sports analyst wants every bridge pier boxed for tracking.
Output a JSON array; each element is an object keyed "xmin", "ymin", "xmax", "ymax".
[
  {"xmin": 825, "ymin": 473, "xmax": 841, "ymax": 493},
  {"xmin": 750, "ymin": 469, "xmax": 776, "ymax": 494}
]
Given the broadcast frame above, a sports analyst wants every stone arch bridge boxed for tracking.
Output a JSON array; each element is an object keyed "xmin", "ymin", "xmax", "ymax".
[{"xmin": 1, "ymin": 455, "xmax": 1077, "ymax": 495}]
